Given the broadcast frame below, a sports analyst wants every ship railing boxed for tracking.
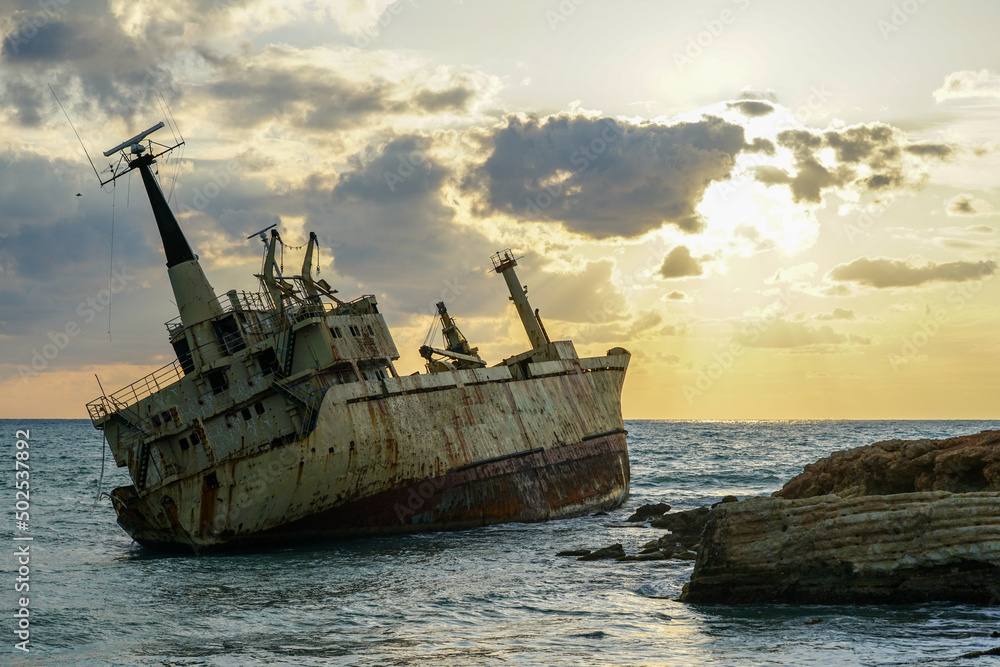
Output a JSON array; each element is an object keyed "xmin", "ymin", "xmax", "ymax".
[
  {"xmin": 86, "ymin": 359, "xmax": 185, "ymax": 421},
  {"xmin": 164, "ymin": 291, "xmax": 275, "ymax": 338}
]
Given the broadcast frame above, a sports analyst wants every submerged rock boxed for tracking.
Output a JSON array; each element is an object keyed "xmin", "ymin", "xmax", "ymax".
[
  {"xmin": 650, "ymin": 506, "xmax": 711, "ymax": 548},
  {"xmin": 626, "ymin": 502, "xmax": 671, "ymax": 522},
  {"xmin": 617, "ymin": 551, "xmax": 668, "ymax": 562},
  {"xmin": 577, "ymin": 543, "xmax": 626, "ymax": 561},
  {"xmin": 556, "ymin": 549, "xmax": 592, "ymax": 557}
]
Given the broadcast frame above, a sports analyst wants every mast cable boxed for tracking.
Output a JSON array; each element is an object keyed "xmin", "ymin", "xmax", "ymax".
[
  {"xmin": 48, "ymin": 85, "xmax": 104, "ymax": 187},
  {"xmin": 108, "ymin": 181, "xmax": 116, "ymax": 341},
  {"xmin": 93, "ymin": 374, "xmax": 110, "ymax": 508}
]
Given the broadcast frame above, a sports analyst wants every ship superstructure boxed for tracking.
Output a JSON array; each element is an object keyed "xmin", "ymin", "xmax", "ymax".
[{"xmin": 86, "ymin": 125, "xmax": 631, "ymax": 551}]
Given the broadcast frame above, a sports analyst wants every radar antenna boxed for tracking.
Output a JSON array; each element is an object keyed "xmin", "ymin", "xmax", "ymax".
[{"xmin": 99, "ymin": 122, "xmax": 184, "ymax": 187}]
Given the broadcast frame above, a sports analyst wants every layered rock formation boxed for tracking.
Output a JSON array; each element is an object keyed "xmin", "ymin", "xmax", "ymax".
[
  {"xmin": 776, "ymin": 430, "xmax": 1000, "ymax": 499},
  {"xmin": 682, "ymin": 430, "xmax": 1000, "ymax": 604}
]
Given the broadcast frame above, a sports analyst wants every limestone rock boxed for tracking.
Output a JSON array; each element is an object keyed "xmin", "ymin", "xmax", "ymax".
[
  {"xmin": 775, "ymin": 430, "xmax": 1000, "ymax": 500},
  {"xmin": 682, "ymin": 491, "xmax": 1000, "ymax": 604}
]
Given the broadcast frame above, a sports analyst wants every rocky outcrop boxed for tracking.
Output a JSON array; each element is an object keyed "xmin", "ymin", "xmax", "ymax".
[
  {"xmin": 683, "ymin": 490, "xmax": 1000, "ymax": 604},
  {"xmin": 683, "ymin": 431, "xmax": 1000, "ymax": 604},
  {"xmin": 776, "ymin": 430, "xmax": 1000, "ymax": 499}
]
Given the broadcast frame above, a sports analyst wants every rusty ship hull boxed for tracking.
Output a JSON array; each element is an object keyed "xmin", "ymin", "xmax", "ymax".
[
  {"xmin": 87, "ymin": 124, "xmax": 632, "ymax": 553},
  {"xmin": 109, "ymin": 348, "xmax": 629, "ymax": 551}
]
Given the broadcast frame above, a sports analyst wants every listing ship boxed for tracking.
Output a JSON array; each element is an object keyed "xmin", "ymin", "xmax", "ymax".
[{"xmin": 86, "ymin": 124, "xmax": 631, "ymax": 552}]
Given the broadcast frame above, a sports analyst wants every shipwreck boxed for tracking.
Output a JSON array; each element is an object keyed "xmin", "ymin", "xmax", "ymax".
[{"xmin": 86, "ymin": 123, "xmax": 632, "ymax": 551}]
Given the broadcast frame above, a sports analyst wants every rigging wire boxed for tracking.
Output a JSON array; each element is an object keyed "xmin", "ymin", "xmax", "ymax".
[
  {"xmin": 48, "ymin": 84, "xmax": 103, "ymax": 187},
  {"xmin": 93, "ymin": 374, "xmax": 110, "ymax": 508},
  {"xmin": 108, "ymin": 181, "xmax": 116, "ymax": 341}
]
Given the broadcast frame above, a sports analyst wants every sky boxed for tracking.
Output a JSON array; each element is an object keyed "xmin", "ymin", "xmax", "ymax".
[{"xmin": 1, "ymin": 0, "xmax": 999, "ymax": 419}]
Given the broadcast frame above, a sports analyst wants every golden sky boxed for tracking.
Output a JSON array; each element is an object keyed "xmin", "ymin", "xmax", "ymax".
[{"xmin": 1, "ymin": 0, "xmax": 999, "ymax": 419}]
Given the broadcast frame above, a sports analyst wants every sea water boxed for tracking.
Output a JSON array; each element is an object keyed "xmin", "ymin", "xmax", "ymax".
[{"xmin": 3, "ymin": 419, "xmax": 999, "ymax": 666}]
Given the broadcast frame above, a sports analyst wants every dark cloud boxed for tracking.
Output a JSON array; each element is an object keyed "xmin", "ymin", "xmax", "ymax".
[
  {"xmin": 659, "ymin": 246, "xmax": 703, "ymax": 279},
  {"xmin": 765, "ymin": 123, "xmax": 954, "ymax": 203},
  {"xmin": 313, "ymin": 133, "xmax": 499, "ymax": 318},
  {"xmin": 744, "ymin": 137, "xmax": 776, "ymax": 155},
  {"xmin": 905, "ymin": 143, "xmax": 953, "ymax": 158},
  {"xmin": 205, "ymin": 59, "xmax": 476, "ymax": 131},
  {"xmin": 728, "ymin": 100, "xmax": 774, "ymax": 117},
  {"xmin": 829, "ymin": 256, "xmax": 997, "ymax": 288},
  {"xmin": 754, "ymin": 166, "xmax": 792, "ymax": 185},
  {"xmin": 946, "ymin": 193, "xmax": 994, "ymax": 217},
  {"xmin": 334, "ymin": 135, "xmax": 447, "ymax": 201},
  {"xmin": 666, "ymin": 290, "xmax": 688, "ymax": 300},
  {"xmin": 413, "ymin": 85, "xmax": 474, "ymax": 112},
  {"xmin": 469, "ymin": 114, "xmax": 746, "ymax": 239},
  {"xmin": 1, "ymin": 3, "xmax": 179, "ymax": 124}
]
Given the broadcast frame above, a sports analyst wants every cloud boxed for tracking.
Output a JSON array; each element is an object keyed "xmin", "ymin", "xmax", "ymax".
[
  {"xmin": 203, "ymin": 47, "xmax": 478, "ymax": 131},
  {"xmin": 946, "ymin": 193, "xmax": 995, "ymax": 217},
  {"xmin": 763, "ymin": 123, "xmax": 953, "ymax": 204},
  {"xmin": 744, "ymin": 137, "xmax": 775, "ymax": 155},
  {"xmin": 815, "ymin": 308, "xmax": 856, "ymax": 321},
  {"xmin": 828, "ymin": 256, "xmax": 997, "ymax": 288},
  {"xmin": 658, "ymin": 246, "xmax": 703, "ymax": 279},
  {"xmin": 933, "ymin": 69, "xmax": 1000, "ymax": 102},
  {"xmin": 468, "ymin": 114, "xmax": 747, "ymax": 238},
  {"xmin": 727, "ymin": 100, "xmax": 774, "ymax": 117},
  {"xmin": 734, "ymin": 320, "xmax": 852, "ymax": 348},
  {"xmin": 665, "ymin": 290, "xmax": 688, "ymax": 300}
]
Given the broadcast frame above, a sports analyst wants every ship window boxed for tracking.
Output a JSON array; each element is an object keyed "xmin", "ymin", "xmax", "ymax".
[
  {"xmin": 241, "ymin": 408, "xmax": 252, "ymax": 421},
  {"xmin": 331, "ymin": 326, "xmax": 343, "ymax": 339},
  {"xmin": 213, "ymin": 314, "xmax": 246, "ymax": 356},
  {"xmin": 208, "ymin": 369, "xmax": 229, "ymax": 394},
  {"xmin": 150, "ymin": 414, "xmax": 162, "ymax": 428},
  {"xmin": 349, "ymin": 325, "xmax": 360, "ymax": 337},
  {"xmin": 172, "ymin": 336, "xmax": 195, "ymax": 375},
  {"xmin": 254, "ymin": 401, "xmax": 265, "ymax": 416},
  {"xmin": 359, "ymin": 359, "xmax": 391, "ymax": 382},
  {"xmin": 366, "ymin": 325, "xmax": 374, "ymax": 335},
  {"xmin": 190, "ymin": 431, "xmax": 201, "ymax": 445},
  {"xmin": 179, "ymin": 437, "xmax": 190, "ymax": 451},
  {"xmin": 330, "ymin": 362, "xmax": 358, "ymax": 384},
  {"xmin": 160, "ymin": 410, "xmax": 172, "ymax": 424},
  {"xmin": 254, "ymin": 348, "xmax": 280, "ymax": 376},
  {"xmin": 204, "ymin": 471, "xmax": 220, "ymax": 491}
]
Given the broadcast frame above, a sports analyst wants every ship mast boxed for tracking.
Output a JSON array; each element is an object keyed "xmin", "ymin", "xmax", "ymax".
[
  {"xmin": 101, "ymin": 123, "xmax": 221, "ymax": 328},
  {"xmin": 491, "ymin": 249, "xmax": 550, "ymax": 350}
]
